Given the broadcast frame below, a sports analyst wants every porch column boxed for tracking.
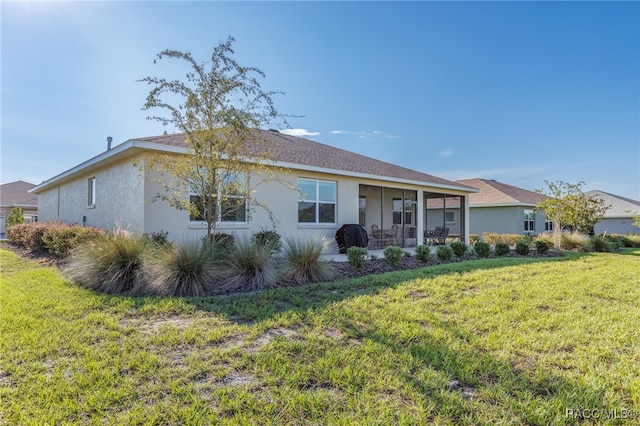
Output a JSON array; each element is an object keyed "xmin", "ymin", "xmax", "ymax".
[{"xmin": 417, "ymin": 190, "xmax": 424, "ymax": 246}]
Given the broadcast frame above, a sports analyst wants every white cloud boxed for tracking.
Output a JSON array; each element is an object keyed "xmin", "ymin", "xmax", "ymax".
[
  {"xmin": 331, "ymin": 129, "xmax": 399, "ymax": 139},
  {"xmin": 439, "ymin": 149, "xmax": 453, "ymax": 157},
  {"xmin": 279, "ymin": 128, "xmax": 320, "ymax": 137}
]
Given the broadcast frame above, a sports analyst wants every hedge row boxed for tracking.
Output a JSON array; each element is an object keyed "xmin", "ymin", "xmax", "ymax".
[{"xmin": 6, "ymin": 222, "xmax": 105, "ymax": 258}]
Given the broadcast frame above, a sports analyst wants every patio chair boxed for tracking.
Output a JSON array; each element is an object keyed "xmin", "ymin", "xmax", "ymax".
[{"xmin": 424, "ymin": 226, "xmax": 449, "ymax": 245}]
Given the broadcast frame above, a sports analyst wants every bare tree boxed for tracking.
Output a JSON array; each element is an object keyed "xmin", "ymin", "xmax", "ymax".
[{"xmin": 139, "ymin": 37, "xmax": 290, "ymax": 238}]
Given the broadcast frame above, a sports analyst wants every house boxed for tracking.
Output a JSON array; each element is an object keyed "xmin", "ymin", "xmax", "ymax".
[
  {"xmin": 585, "ymin": 190, "xmax": 639, "ymax": 235},
  {"xmin": 0, "ymin": 180, "xmax": 38, "ymax": 236},
  {"xmin": 30, "ymin": 129, "xmax": 477, "ymax": 252},
  {"xmin": 424, "ymin": 178, "xmax": 551, "ymax": 237}
]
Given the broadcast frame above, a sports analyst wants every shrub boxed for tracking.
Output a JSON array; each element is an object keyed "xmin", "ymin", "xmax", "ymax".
[
  {"xmin": 536, "ymin": 232, "xmax": 554, "ymax": 247},
  {"xmin": 534, "ymin": 239, "xmax": 550, "ymax": 254},
  {"xmin": 515, "ymin": 240, "xmax": 530, "ymax": 255},
  {"xmin": 41, "ymin": 223, "xmax": 105, "ymax": 258},
  {"xmin": 449, "ymin": 241, "xmax": 468, "ymax": 257},
  {"xmin": 469, "ymin": 234, "xmax": 480, "ymax": 244},
  {"xmin": 383, "ymin": 246, "xmax": 404, "ymax": 268},
  {"xmin": 494, "ymin": 242, "xmax": 510, "ymax": 256},
  {"xmin": 623, "ymin": 233, "xmax": 640, "ymax": 247},
  {"xmin": 202, "ymin": 232, "xmax": 235, "ymax": 253},
  {"xmin": 414, "ymin": 245, "xmax": 431, "ymax": 263},
  {"xmin": 561, "ymin": 231, "xmax": 591, "ymax": 252},
  {"xmin": 591, "ymin": 235, "xmax": 615, "ymax": 253},
  {"xmin": 474, "ymin": 241, "xmax": 491, "ymax": 258},
  {"xmin": 346, "ymin": 246, "xmax": 368, "ymax": 269},
  {"xmin": 6, "ymin": 222, "xmax": 49, "ymax": 251},
  {"xmin": 481, "ymin": 232, "xmax": 501, "ymax": 245},
  {"xmin": 222, "ymin": 239, "xmax": 277, "ymax": 292},
  {"xmin": 252, "ymin": 228, "xmax": 281, "ymax": 253},
  {"xmin": 281, "ymin": 238, "xmax": 334, "ymax": 285},
  {"xmin": 63, "ymin": 233, "xmax": 151, "ymax": 295},
  {"xmin": 7, "ymin": 206, "xmax": 24, "ymax": 227},
  {"xmin": 143, "ymin": 230, "xmax": 171, "ymax": 247},
  {"xmin": 482, "ymin": 233, "xmax": 522, "ymax": 246},
  {"xmin": 148, "ymin": 242, "xmax": 217, "ymax": 297},
  {"xmin": 436, "ymin": 245, "xmax": 454, "ymax": 261}
]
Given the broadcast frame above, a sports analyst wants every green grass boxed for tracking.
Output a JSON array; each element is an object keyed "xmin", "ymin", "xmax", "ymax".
[{"xmin": 1, "ymin": 248, "xmax": 639, "ymax": 425}]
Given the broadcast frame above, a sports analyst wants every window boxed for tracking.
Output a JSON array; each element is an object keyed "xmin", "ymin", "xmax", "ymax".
[
  {"xmin": 545, "ymin": 219, "xmax": 553, "ymax": 231},
  {"xmin": 359, "ymin": 195, "xmax": 366, "ymax": 226},
  {"xmin": 88, "ymin": 177, "xmax": 96, "ymax": 207},
  {"xmin": 392, "ymin": 197, "xmax": 403, "ymax": 225},
  {"xmin": 189, "ymin": 195, "xmax": 247, "ymax": 222},
  {"xmin": 298, "ymin": 178, "xmax": 336, "ymax": 224},
  {"xmin": 189, "ymin": 174, "xmax": 247, "ymax": 223},
  {"xmin": 524, "ymin": 209, "xmax": 535, "ymax": 231},
  {"xmin": 445, "ymin": 211, "xmax": 455, "ymax": 223}
]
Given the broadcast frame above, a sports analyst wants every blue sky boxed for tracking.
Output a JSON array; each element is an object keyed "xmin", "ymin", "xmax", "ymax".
[{"xmin": 2, "ymin": 1, "xmax": 639, "ymax": 200}]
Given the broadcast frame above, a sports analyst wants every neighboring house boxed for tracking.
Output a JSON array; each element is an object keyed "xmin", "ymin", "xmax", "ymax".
[
  {"xmin": 30, "ymin": 129, "xmax": 477, "ymax": 252},
  {"xmin": 585, "ymin": 190, "xmax": 640, "ymax": 235},
  {"xmin": 0, "ymin": 180, "xmax": 38, "ymax": 236},
  {"xmin": 425, "ymin": 178, "xmax": 550, "ymax": 236}
]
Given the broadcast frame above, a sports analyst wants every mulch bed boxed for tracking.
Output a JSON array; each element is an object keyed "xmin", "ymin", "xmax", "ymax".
[
  {"xmin": 331, "ymin": 249, "xmax": 565, "ymax": 281},
  {"xmin": 3, "ymin": 241, "xmax": 565, "ymax": 284}
]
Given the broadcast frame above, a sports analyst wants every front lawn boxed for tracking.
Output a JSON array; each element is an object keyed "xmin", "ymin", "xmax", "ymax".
[{"xmin": 1, "ymin": 248, "xmax": 639, "ymax": 425}]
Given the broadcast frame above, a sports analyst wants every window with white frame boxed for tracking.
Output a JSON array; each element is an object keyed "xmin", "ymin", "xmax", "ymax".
[
  {"xmin": 545, "ymin": 219, "xmax": 553, "ymax": 231},
  {"xmin": 189, "ymin": 173, "xmax": 247, "ymax": 223},
  {"xmin": 524, "ymin": 209, "xmax": 535, "ymax": 231},
  {"xmin": 298, "ymin": 178, "xmax": 336, "ymax": 224},
  {"xmin": 392, "ymin": 197, "xmax": 403, "ymax": 225},
  {"xmin": 87, "ymin": 177, "xmax": 96, "ymax": 207},
  {"xmin": 445, "ymin": 210, "xmax": 455, "ymax": 223}
]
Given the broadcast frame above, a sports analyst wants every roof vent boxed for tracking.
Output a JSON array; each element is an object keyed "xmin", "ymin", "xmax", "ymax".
[
  {"xmin": 268, "ymin": 128, "xmax": 280, "ymax": 133},
  {"xmin": 107, "ymin": 136, "xmax": 113, "ymax": 150}
]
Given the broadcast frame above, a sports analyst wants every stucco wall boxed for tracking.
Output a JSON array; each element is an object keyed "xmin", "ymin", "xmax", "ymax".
[
  {"xmin": 464, "ymin": 206, "xmax": 548, "ymax": 235},
  {"xmin": 594, "ymin": 218, "xmax": 639, "ymax": 235},
  {"xmin": 37, "ymin": 156, "xmax": 145, "ymax": 232},
  {"xmin": 142, "ymin": 166, "xmax": 361, "ymax": 251}
]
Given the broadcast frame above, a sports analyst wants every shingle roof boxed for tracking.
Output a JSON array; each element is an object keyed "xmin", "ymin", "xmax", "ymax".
[
  {"xmin": 0, "ymin": 180, "xmax": 38, "ymax": 207},
  {"xmin": 585, "ymin": 190, "xmax": 640, "ymax": 217},
  {"xmin": 455, "ymin": 178, "xmax": 549, "ymax": 206},
  {"xmin": 134, "ymin": 129, "xmax": 475, "ymax": 191}
]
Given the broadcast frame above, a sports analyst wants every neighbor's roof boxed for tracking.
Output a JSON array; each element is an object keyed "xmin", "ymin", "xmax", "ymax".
[
  {"xmin": 0, "ymin": 180, "xmax": 38, "ymax": 207},
  {"xmin": 455, "ymin": 178, "xmax": 549, "ymax": 207},
  {"xmin": 585, "ymin": 190, "xmax": 640, "ymax": 217},
  {"xmin": 135, "ymin": 129, "xmax": 477, "ymax": 191},
  {"xmin": 32, "ymin": 129, "xmax": 477, "ymax": 194}
]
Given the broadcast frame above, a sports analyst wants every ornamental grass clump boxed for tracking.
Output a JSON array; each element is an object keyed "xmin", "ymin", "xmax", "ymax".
[
  {"xmin": 346, "ymin": 246, "xmax": 368, "ymax": 269},
  {"xmin": 63, "ymin": 232, "xmax": 151, "ymax": 295},
  {"xmin": 473, "ymin": 241, "xmax": 491, "ymax": 258},
  {"xmin": 223, "ymin": 238, "xmax": 277, "ymax": 292},
  {"xmin": 148, "ymin": 242, "xmax": 218, "ymax": 297},
  {"xmin": 561, "ymin": 231, "xmax": 591, "ymax": 252},
  {"xmin": 383, "ymin": 246, "xmax": 404, "ymax": 268},
  {"xmin": 281, "ymin": 237, "xmax": 335, "ymax": 285},
  {"xmin": 494, "ymin": 242, "xmax": 510, "ymax": 256}
]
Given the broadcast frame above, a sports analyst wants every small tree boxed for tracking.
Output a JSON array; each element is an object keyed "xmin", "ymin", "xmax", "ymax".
[
  {"xmin": 7, "ymin": 206, "xmax": 24, "ymax": 227},
  {"xmin": 139, "ymin": 37, "xmax": 291, "ymax": 238},
  {"xmin": 536, "ymin": 181, "xmax": 610, "ymax": 248}
]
